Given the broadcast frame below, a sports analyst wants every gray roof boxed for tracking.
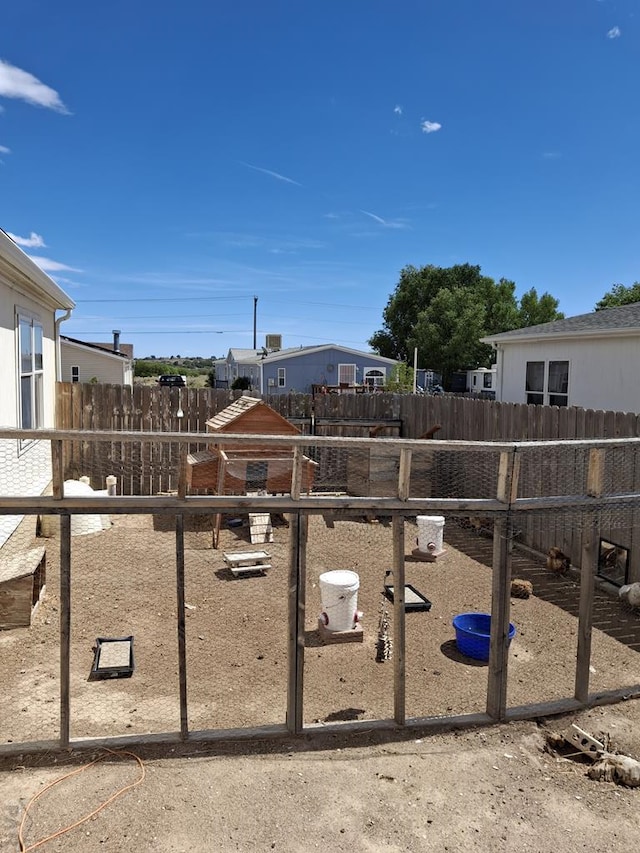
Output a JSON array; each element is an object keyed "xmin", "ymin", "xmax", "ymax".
[{"xmin": 482, "ymin": 302, "xmax": 640, "ymax": 344}]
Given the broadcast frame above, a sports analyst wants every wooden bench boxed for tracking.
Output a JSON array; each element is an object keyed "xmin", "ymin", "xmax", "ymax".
[{"xmin": 223, "ymin": 550, "xmax": 272, "ymax": 577}]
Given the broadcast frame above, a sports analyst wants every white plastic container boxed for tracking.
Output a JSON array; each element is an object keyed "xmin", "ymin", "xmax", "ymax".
[
  {"xmin": 416, "ymin": 515, "xmax": 445, "ymax": 554},
  {"xmin": 319, "ymin": 570, "xmax": 360, "ymax": 632},
  {"xmin": 63, "ymin": 480, "xmax": 112, "ymax": 536}
]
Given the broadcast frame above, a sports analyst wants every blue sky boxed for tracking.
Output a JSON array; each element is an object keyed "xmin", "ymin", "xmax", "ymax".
[{"xmin": 1, "ymin": 1, "xmax": 638, "ymax": 359}]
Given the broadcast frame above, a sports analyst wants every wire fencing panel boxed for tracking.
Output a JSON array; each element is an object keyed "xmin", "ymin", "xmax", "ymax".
[{"xmin": 2, "ymin": 429, "xmax": 640, "ymax": 755}]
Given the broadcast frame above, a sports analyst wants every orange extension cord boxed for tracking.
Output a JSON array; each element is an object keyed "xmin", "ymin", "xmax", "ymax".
[{"xmin": 18, "ymin": 748, "xmax": 145, "ymax": 852}]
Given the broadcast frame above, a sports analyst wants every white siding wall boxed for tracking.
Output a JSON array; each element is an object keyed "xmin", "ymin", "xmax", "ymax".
[
  {"xmin": 496, "ymin": 335, "xmax": 640, "ymax": 412},
  {"xmin": 0, "ymin": 281, "xmax": 58, "ymax": 428},
  {"xmin": 60, "ymin": 342, "xmax": 131, "ymax": 385}
]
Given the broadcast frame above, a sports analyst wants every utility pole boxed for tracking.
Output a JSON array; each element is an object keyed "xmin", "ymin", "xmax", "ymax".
[{"xmin": 253, "ymin": 296, "xmax": 258, "ymax": 349}]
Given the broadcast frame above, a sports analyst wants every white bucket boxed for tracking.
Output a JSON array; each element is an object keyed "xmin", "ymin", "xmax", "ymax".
[
  {"xmin": 64, "ymin": 480, "xmax": 112, "ymax": 536},
  {"xmin": 319, "ymin": 570, "xmax": 360, "ymax": 632},
  {"xmin": 416, "ymin": 515, "xmax": 445, "ymax": 554}
]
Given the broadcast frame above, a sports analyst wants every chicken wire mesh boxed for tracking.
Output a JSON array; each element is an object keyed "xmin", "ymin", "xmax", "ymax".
[{"xmin": 1, "ymin": 431, "xmax": 640, "ymax": 751}]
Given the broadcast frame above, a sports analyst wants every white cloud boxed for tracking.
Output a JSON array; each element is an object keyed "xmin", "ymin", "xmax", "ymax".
[
  {"xmin": 239, "ymin": 161, "xmax": 301, "ymax": 186},
  {"xmin": 421, "ymin": 120, "xmax": 442, "ymax": 134},
  {"xmin": 7, "ymin": 230, "xmax": 45, "ymax": 248},
  {"xmin": 0, "ymin": 145, "xmax": 9, "ymax": 155},
  {"xmin": 359, "ymin": 210, "xmax": 408, "ymax": 229},
  {"xmin": 28, "ymin": 255, "xmax": 82, "ymax": 273},
  {"xmin": 394, "ymin": 105, "xmax": 403, "ymax": 116},
  {"xmin": 542, "ymin": 151, "xmax": 562, "ymax": 159},
  {"xmin": 0, "ymin": 59, "xmax": 69, "ymax": 113},
  {"xmin": 607, "ymin": 26, "xmax": 621, "ymax": 38}
]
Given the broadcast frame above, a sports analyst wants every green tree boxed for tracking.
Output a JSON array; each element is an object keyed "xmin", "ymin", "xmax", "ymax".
[
  {"xmin": 231, "ymin": 376, "xmax": 251, "ymax": 390},
  {"xmin": 409, "ymin": 287, "xmax": 489, "ymax": 388},
  {"xmin": 518, "ymin": 288, "xmax": 564, "ymax": 326},
  {"xmin": 384, "ymin": 363, "xmax": 415, "ymax": 393},
  {"xmin": 369, "ymin": 263, "xmax": 562, "ymax": 387},
  {"xmin": 595, "ymin": 283, "xmax": 640, "ymax": 311}
]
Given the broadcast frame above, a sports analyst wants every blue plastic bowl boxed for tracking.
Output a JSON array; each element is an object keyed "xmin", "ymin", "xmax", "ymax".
[{"xmin": 452, "ymin": 612, "xmax": 516, "ymax": 661}]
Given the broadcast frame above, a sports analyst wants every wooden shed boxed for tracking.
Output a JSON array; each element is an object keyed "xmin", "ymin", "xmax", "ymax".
[
  {"xmin": 186, "ymin": 396, "xmax": 317, "ymax": 495},
  {"xmin": 0, "ymin": 547, "xmax": 46, "ymax": 629}
]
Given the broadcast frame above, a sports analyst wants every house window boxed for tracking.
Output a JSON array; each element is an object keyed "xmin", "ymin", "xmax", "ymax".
[
  {"xmin": 277, "ymin": 368, "xmax": 286, "ymax": 387},
  {"xmin": 526, "ymin": 360, "xmax": 568, "ymax": 406},
  {"xmin": 483, "ymin": 372, "xmax": 492, "ymax": 389},
  {"xmin": 71, "ymin": 366, "xmax": 79, "ymax": 383},
  {"xmin": 18, "ymin": 314, "xmax": 44, "ymax": 429},
  {"xmin": 363, "ymin": 368, "xmax": 385, "ymax": 388},
  {"xmin": 338, "ymin": 364, "xmax": 356, "ymax": 385}
]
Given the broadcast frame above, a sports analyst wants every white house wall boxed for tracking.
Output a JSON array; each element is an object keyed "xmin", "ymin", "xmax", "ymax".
[
  {"xmin": 496, "ymin": 336, "xmax": 640, "ymax": 412},
  {"xmin": 60, "ymin": 343, "xmax": 131, "ymax": 385},
  {"xmin": 0, "ymin": 283, "xmax": 58, "ymax": 429}
]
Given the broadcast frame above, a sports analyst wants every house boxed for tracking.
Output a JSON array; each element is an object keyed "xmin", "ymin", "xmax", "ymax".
[
  {"xmin": 481, "ymin": 302, "xmax": 640, "ymax": 411},
  {"xmin": 60, "ymin": 331, "xmax": 134, "ymax": 386},
  {"xmin": 466, "ymin": 367, "xmax": 496, "ymax": 399},
  {"xmin": 0, "ymin": 228, "xmax": 75, "ymax": 548},
  {"xmin": 215, "ymin": 340, "xmax": 401, "ymax": 394}
]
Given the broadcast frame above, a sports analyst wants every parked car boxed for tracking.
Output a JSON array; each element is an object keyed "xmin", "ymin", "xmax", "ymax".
[{"xmin": 158, "ymin": 374, "xmax": 187, "ymax": 387}]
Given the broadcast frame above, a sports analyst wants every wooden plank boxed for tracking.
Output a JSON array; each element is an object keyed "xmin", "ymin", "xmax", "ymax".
[
  {"xmin": 587, "ymin": 448, "xmax": 605, "ymax": 496},
  {"xmin": 393, "ymin": 516, "xmax": 406, "ymax": 725},
  {"xmin": 398, "ymin": 448, "xmax": 412, "ymax": 500},
  {"xmin": 175, "ymin": 514, "xmax": 188, "ymax": 739},
  {"xmin": 59, "ymin": 514, "xmax": 71, "ymax": 748},
  {"xmin": 486, "ymin": 450, "xmax": 518, "ymax": 720},
  {"xmin": 286, "ymin": 513, "xmax": 306, "ymax": 733},
  {"xmin": 575, "ymin": 449, "xmax": 603, "ymax": 703}
]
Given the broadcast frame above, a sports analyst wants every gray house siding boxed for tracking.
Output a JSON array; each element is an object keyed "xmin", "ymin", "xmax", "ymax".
[{"xmin": 262, "ymin": 347, "xmax": 397, "ymax": 395}]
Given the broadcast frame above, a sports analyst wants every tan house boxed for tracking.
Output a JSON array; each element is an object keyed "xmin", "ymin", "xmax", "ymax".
[{"xmin": 60, "ymin": 332, "xmax": 133, "ymax": 386}]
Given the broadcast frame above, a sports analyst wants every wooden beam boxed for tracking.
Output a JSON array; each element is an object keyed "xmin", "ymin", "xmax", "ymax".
[
  {"xmin": 51, "ymin": 440, "xmax": 64, "ymax": 500},
  {"xmin": 286, "ymin": 512, "xmax": 306, "ymax": 733},
  {"xmin": 486, "ymin": 449, "xmax": 519, "ymax": 721},
  {"xmin": 291, "ymin": 445, "xmax": 303, "ymax": 500},
  {"xmin": 398, "ymin": 448, "xmax": 412, "ymax": 501},
  {"xmin": 59, "ymin": 514, "xmax": 71, "ymax": 748},
  {"xmin": 575, "ymin": 450, "xmax": 604, "ymax": 703},
  {"xmin": 587, "ymin": 448, "xmax": 605, "ymax": 497},
  {"xmin": 175, "ymin": 514, "xmax": 189, "ymax": 739},
  {"xmin": 393, "ymin": 516, "xmax": 406, "ymax": 725}
]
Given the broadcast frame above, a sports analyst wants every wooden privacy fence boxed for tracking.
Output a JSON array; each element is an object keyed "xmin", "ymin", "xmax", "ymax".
[
  {"xmin": 56, "ymin": 382, "xmax": 640, "ymax": 442},
  {"xmin": 55, "ymin": 383, "xmax": 640, "ymax": 575},
  {"xmin": 0, "ymin": 427, "xmax": 640, "ymax": 757}
]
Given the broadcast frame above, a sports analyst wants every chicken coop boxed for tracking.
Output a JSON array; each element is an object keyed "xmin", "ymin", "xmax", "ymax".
[{"xmin": 185, "ymin": 396, "xmax": 317, "ymax": 545}]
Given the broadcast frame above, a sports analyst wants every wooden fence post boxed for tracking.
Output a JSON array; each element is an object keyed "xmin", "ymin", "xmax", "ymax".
[
  {"xmin": 487, "ymin": 448, "xmax": 520, "ymax": 720},
  {"xmin": 59, "ymin": 514, "xmax": 71, "ymax": 748},
  {"xmin": 575, "ymin": 449, "xmax": 604, "ymax": 703},
  {"xmin": 287, "ymin": 512, "xmax": 307, "ymax": 733},
  {"xmin": 175, "ymin": 514, "xmax": 189, "ymax": 739}
]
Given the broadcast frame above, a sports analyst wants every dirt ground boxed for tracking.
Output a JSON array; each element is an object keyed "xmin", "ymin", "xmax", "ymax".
[
  {"xmin": 2, "ymin": 705, "xmax": 640, "ymax": 852},
  {"xmin": 1, "ymin": 513, "xmax": 640, "ymax": 850}
]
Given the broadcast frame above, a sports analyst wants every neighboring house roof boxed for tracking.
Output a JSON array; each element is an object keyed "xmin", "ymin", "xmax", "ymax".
[
  {"xmin": 61, "ymin": 336, "xmax": 132, "ymax": 360},
  {"xmin": 0, "ymin": 229, "xmax": 75, "ymax": 311},
  {"xmin": 86, "ymin": 341, "xmax": 134, "ymax": 358},
  {"xmin": 228, "ymin": 348, "xmax": 262, "ymax": 363},
  {"xmin": 482, "ymin": 302, "xmax": 640, "ymax": 345},
  {"xmin": 260, "ymin": 343, "xmax": 400, "ymax": 365}
]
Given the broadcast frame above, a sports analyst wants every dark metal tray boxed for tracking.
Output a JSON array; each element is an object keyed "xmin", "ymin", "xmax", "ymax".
[
  {"xmin": 89, "ymin": 636, "xmax": 135, "ymax": 680},
  {"xmin": 383, "ymin": 584, "xmax": 432, "ymax": 612}
]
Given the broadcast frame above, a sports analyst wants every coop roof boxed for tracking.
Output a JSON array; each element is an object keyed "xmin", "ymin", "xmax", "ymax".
[{"xmin": 206, "ymin": 395, "xmax": 300, "ymax": 435}]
